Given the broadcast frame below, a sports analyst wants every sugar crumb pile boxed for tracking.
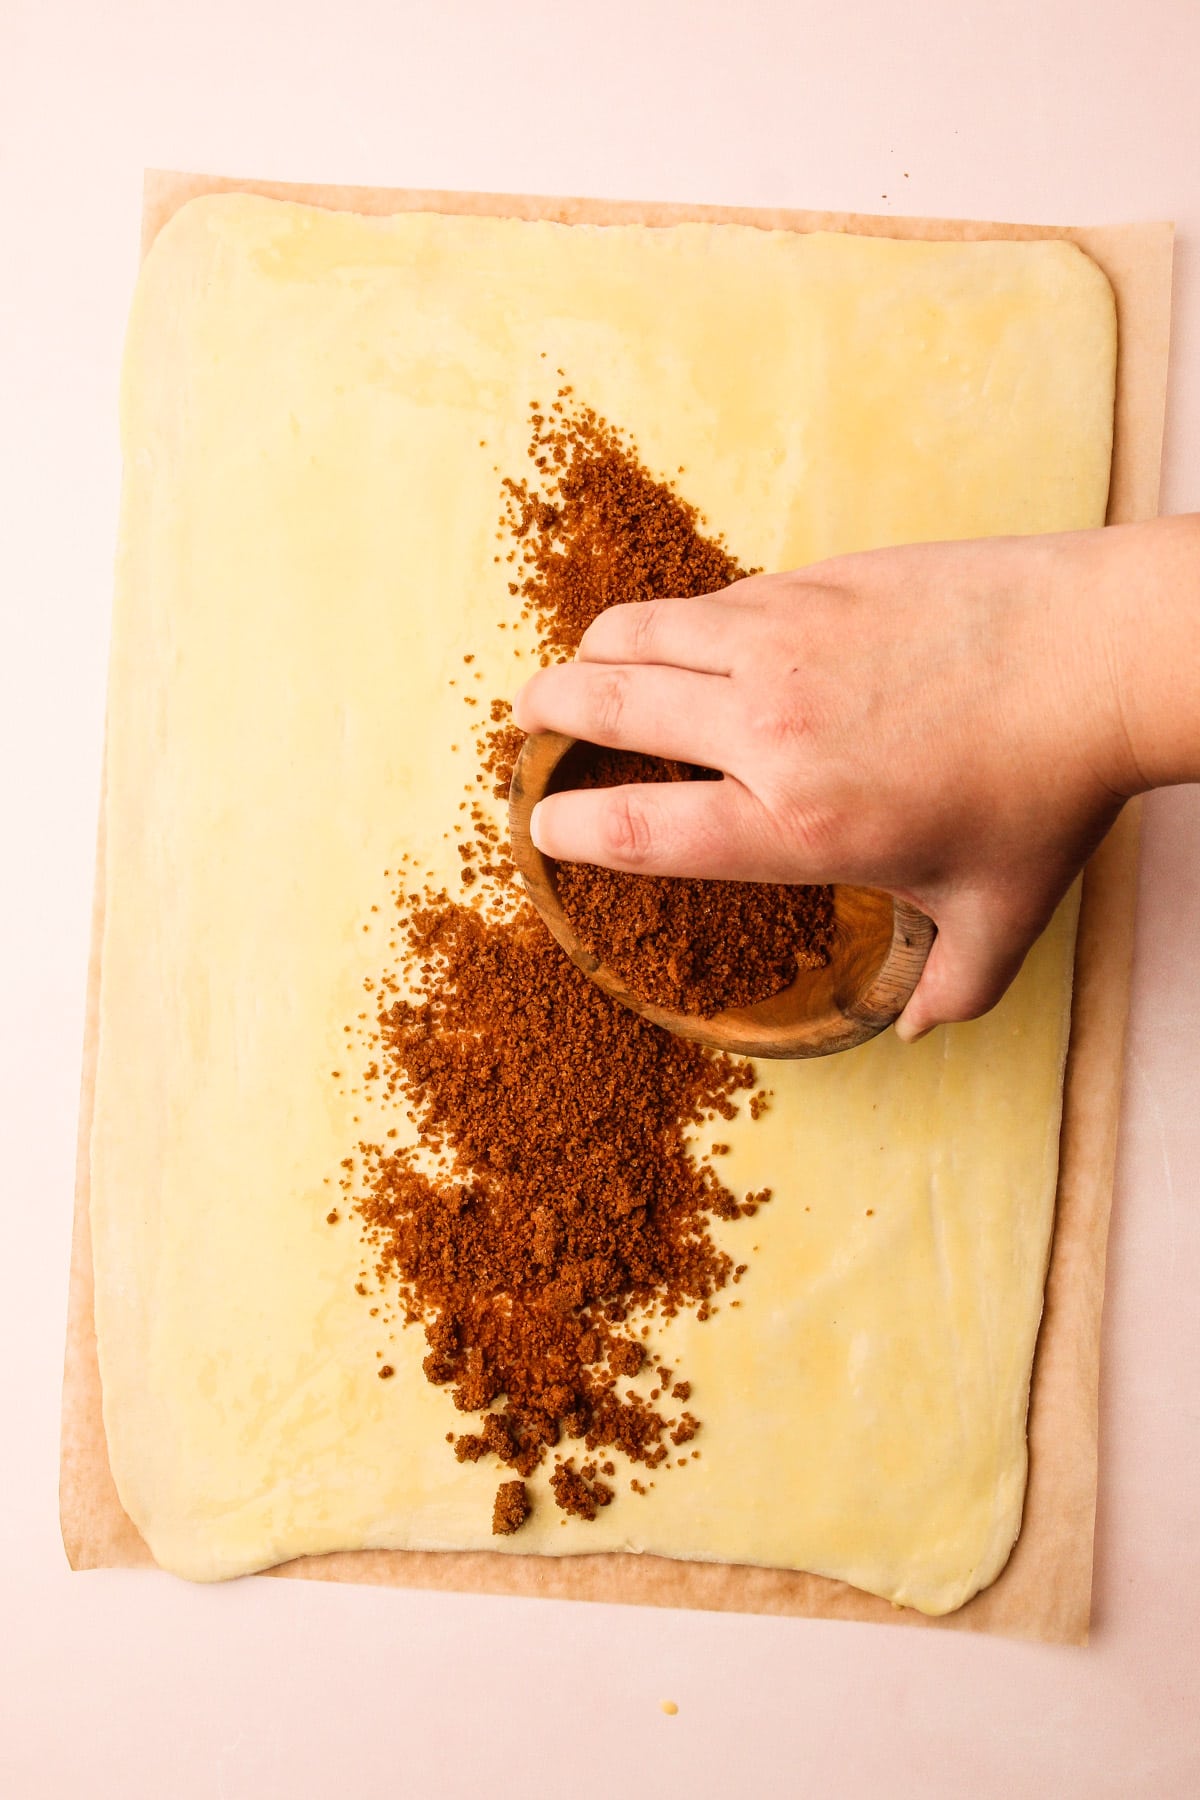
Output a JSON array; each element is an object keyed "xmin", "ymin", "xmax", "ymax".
[{"xmin": 341, "ymin": 384, "xmax": 798, "ymax": 1532}]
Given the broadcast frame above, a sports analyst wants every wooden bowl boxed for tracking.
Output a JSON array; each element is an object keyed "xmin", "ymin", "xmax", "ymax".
[{"xmin": 508, "ymin": 732, "xmax": 935, "ymax": 1060}]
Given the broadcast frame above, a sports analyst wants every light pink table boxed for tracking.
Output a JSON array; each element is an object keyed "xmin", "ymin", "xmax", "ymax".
[{"xmin": 3, "ymin": 4, "xmax": 1197, "ymax": 1794}]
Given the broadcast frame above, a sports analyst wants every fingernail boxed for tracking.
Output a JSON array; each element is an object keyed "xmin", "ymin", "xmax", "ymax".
[
  {"xmin": 894, "ymin": 1018, "xmax": 933, "ymax": 1044},
  {"xmin": 529, "ymin": 801, "xmax": 547, "ymax": 853}
]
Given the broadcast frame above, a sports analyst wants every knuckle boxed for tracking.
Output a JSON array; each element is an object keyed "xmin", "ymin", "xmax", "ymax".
[
  {"xmin": 732, "ymin": 775, "xmax": 842, "ymax": 878},
  {"xmin": 587, "ymin": 668, "xmax": 630, "ymax": 741},
  {"xmin": 600, "ymin": 790, "xmax": 656, "ymax": 867},
  {"xmin": 628, "ymin": 600, "xmax": 661, "ymax": 660},
  {"xmin": 746, "ymin": 691, "xmax": 815, "ymax": 756}
]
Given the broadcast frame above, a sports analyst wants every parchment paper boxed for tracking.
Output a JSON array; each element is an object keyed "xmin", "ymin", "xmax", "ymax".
[{"xmin": 60, "ymin": 170, "xmax": 1174, "ymax": 1643}]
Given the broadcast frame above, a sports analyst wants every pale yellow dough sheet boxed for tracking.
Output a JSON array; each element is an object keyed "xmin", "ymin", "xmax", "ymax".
[{"xmin": 92, "ymin": 194, "xmax": 1115, "ymax": 1613}]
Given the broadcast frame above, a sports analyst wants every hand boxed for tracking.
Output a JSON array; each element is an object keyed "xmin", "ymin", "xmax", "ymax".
[{"xmin": 512, "ymin": 519, "xmax": 1199, "ymax": 1039}]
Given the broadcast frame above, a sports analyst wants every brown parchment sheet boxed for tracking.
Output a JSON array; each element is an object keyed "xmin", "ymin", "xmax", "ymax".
[{"xmin": 60, "ymin": 171, "xmax": 1175, "ymax": 1643}]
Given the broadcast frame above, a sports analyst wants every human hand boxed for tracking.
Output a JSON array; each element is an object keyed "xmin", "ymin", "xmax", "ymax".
[{"xmin": 512, "ymin": 520, "xmax": 1197, "ymax": 1039}]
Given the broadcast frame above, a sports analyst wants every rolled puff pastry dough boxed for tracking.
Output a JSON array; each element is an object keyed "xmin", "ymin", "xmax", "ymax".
[{"xmin": 92, "ymin": 195, "xmax": 1115, "ymax": 1609}]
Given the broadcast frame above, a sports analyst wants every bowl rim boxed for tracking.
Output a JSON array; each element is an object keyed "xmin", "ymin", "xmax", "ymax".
[{"xmin": 508, "ymin": 730, "xmax": 935, "ymax": 1059}]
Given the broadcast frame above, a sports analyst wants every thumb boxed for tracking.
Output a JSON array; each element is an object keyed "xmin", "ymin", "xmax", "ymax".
[{"xmin": 893, "ymin": 900, "xmax": 1032, "ymax": 1042}]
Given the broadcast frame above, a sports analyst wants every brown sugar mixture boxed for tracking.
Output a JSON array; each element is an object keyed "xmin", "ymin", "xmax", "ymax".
[
  {"xmin": 500, "ymin": 393, "xmax": 749, "ymax": 662},
  {"xmin": 492, "ymin": 1480, "xmax": 531, "ymax": 1536},
  {"xmin": 354, "ymin": 889, "xmax": 759, "ymax": 1527},
  {"xmin": 500, "ymin": 393, "xmax": 833, "ymax": 1016},
  {"xmin": 554, "ymin": 745, "xmax": 834, "ymax": 1016},
  {"xmin": 344, "ymin": 384, "xmax": 782, "ymax": 1533}
]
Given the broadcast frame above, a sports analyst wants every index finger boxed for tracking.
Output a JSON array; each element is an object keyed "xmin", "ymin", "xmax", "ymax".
[{"xmin": 576, "ymin": 594, "xmax": 763, "ymax": 676}]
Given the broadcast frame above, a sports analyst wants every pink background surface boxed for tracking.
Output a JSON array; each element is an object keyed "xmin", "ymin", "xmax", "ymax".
[{"xmin": 3, "ymin": 3, "xmax": 1198, "ymax": 1794}]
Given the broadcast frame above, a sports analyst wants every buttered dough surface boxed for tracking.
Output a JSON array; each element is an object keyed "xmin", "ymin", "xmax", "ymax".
[{"xmin": 92, "ymin": 195, "xmax": 1115, "ymax": 1611}]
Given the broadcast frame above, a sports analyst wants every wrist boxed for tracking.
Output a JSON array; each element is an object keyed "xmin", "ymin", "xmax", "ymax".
[{"xmin": 1091, "ymin": 516, "xmax": 1200, "ymax": 794}]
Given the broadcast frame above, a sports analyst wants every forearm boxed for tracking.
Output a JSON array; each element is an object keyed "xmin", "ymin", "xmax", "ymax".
[{"xmin": 1093, "ymin": 514, "xmax": 1200, "ymax": 794}]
